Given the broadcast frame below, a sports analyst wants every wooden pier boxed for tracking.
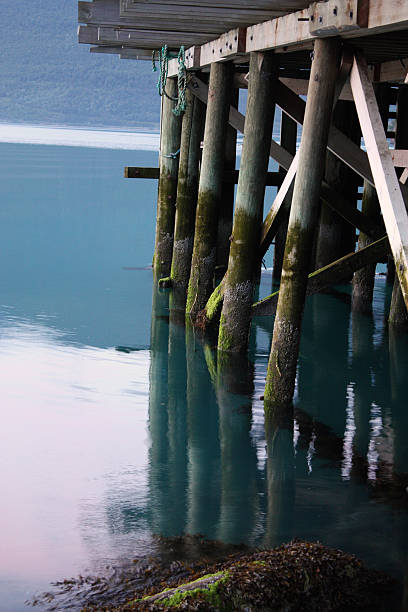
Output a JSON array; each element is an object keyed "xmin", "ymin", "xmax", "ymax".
[{"xmin": 79, "ymin": 0, "xmax": 408, "ymax": 409}]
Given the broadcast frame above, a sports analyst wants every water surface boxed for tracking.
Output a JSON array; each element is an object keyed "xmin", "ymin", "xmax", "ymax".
[{"xmin": 0, "ymin": 137, "xmax": 407, "ymax": 611}]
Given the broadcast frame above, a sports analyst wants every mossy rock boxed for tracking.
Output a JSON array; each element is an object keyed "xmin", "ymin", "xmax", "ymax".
[{"xmin": 114, "ymin": 541, "xmax": 395, "ymax": 611}]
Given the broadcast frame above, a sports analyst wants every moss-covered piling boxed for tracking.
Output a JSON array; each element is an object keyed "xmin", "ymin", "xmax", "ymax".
[
  {"xmin": 273, "ymin": 112, "xmax": 297, "ymax": 286},
  {"xmin": 215, "ymin": 89, "xmax": 238, "ymax": 282},
  {"xmin": 265, "ymin": 39, "xmax": 340, "ymax": 409},
  {"xmin": 154, "ymin": 78, "xmax": 182, "ymax": 281},
  {"xmin": 218, "ymin": 52, "xmax": 277, "ymax": 353},
  {"xmin": 186, "ymin": 62, "xmax": 232, "ymax": 320},
  {"xmin": 170, "ymin": 90, "xmax": 206, "ymax": 311}
]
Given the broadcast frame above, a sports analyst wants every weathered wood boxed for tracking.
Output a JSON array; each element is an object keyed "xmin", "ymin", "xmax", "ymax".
[
  {"xmin": 389, "ymin": 84, "xmax": 408, "ymax": 326},
  {"xmin": 391, "ymin": 150, "xmax": 408, "ymax": 168},
  {"xmin": 273, "ymin": 111, "xmax": 297, "ymax": 286},
  {"xmin": 351, "ymin": 182, "xmax": 380, "ymax": 312},
  {"xmin": 315, "ymin": 100, "xmax": 361, "ymax": 272},
  {"xmin": 260, "ymin": 151, "xmax": 299, "ymax": 259},
  {"xmin": 170, "ymin": 91, "xmax": 206, "ymax": 311},
  {"xmin": 188, "ymin": 76, "xmax": 293, "ymax": 171},
  {"xmin": 259, "ymin": 157, "xmax": 381, "ymax": 261},
  {"xmin": 186, "ymin": 62, "xmax": 233, "ymax": 318},
  {"xmin": 253, "ymin": 236, "xmax": 390, "ymax": 316},
  {"xmin": 264, "ymin": 38, "xmax": 340, "ymax": 409},
  {"xmin": 352, "ymin": 83, "xmax": 389, "ymax": 314},
  {"xmin": 246, "ymin": 0, "xmax": 408, "ymax": 55},
  {"xmin": 125, "ymin": 166, "xmax": 282, "ymax": 185},
  {"xmin": 275, "ymin": 80, "xmax": 374, "ymax": 186},
  {"xmin": 125, "ymin": 167, "xmax": 160, "ymax": 179},
  {"xmin": 216, "ymin": 89, "xmax": 239, "ymax": 279},
  {"xmin": 350, "ymin": 53, "xmax": 408, "ymax": 309},
  {"xmin": 153, "ymin": 78, "xmax": 182, "ymax": 281},
  {"xmin": 122, "ymin": 0, "xmax": 309, "ymax": 10},
  {"xmin": 218, "ymin": 52, "xmax": 278, "ymax": 354}
]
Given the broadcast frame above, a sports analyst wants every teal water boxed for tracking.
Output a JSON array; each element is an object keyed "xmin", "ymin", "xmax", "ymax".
[{"xmin": 0, "ymin": 140, "xmax": 407, "ymax": 611}]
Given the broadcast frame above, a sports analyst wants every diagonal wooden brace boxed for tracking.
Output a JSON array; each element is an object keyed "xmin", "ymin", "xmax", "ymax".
[{"xmin": 350, "ymin": 52, "xmax": 408, "ymax": 308}]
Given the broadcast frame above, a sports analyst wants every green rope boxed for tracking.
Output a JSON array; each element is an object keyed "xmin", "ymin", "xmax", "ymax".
[{"xmin": 152, "ymin": 45, "xmax": 187, "ymax": 116}]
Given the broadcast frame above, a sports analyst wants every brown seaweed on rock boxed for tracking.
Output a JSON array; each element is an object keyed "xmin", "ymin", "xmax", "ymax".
[{"xmin": 108, "ymin": 541, "xmax": 396, "ymax": 612}]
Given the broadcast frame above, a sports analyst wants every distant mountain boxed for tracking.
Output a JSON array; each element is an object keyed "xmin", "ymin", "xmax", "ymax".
[{"xmin": 0, "ymin": 0, "xmax": 160, "ymax": 129}]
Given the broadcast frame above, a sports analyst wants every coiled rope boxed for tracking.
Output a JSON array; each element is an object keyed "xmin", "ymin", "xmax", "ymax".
[{"xmin": 152, "ymin": 45, "xmax": 187, "ymax": 116}]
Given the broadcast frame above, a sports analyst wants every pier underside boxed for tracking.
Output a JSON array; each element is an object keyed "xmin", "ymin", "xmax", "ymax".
[{"xmin": 78, "ymin": 0, "xmax": 408, "ymax": 408}]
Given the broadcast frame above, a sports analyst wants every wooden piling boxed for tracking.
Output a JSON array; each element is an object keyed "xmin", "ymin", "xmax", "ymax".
[
  {"xmin": 218, "ymin": 52, "xmax": 277, "ymax": 353},
  {"xmin": 169, "ymin": 90, "xmax": 206, "ymax": 310},
  {"xmin": 315, "ymin": 101, "xmax": 360, "ymax": 272},
  {"xmin": 264, "ymin": 38, "xmax": 340, "ymax": 409},
  {"xmin": 216, "ymin": 89, "xmax": 238, "ymax": 282},
  {"xmin": 153, "ymin": 78, "xmax": 182, "ymax": 281},
  {"xmin": 389, "ymin": 84, "xmax": 408, "ymax": 326},
  {"xmin": 186, "ymin": 62, "xmax": 233, "ymax": 318},
  {"xmin": 273, "ymin": 112, "xmax": 297, "ymax": 286},
  {"xmin": 352, "ymin": 85, "xmax": 388, "ymax": 314},
  {"xmin": 351, "ymin": 182, "xmax": 380, "ymax": 313}
]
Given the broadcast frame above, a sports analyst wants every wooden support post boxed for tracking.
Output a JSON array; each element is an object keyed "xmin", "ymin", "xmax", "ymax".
[
  {"xmin": 315, "ymin": 101, "xmax": 361, "ymax": 272},
  {"xmin": 352, "ymin": 85, "xmax": 389, "ymax": 314},
  {"xmin": 186, "ymin": 62, "xmax": 233, "ymax": 318},
  {"xmin": 350, "ymin": 53, "xmax": 408, "ymax": 310},
  {"xmin": 389, "ymin": 84, "xmax": 408, "ymax": 326},
  {"xmin": 218, "ymin": 52, "xmax": 278, "ymax": 353},
  {"xmin": 264, "ymin": 38, "xmax": 340, "ymax": 408},
  {"xmin": 216, "ymin": 89, "xmax": 238, "ymax": 281},
  {"xmin": 169, "ymin": 90, "xmax": 206, "ymax": 311},
  {"xmin": 273, "ymin": 112, "xmax": 297, "ymax": 286},
  {"xmin": 351, "ymin": 182, "xmax": 380, "ymax": 312},
  {"xmin": 154, "ymin": 78, "xmax": 182, "ymax": 281}
]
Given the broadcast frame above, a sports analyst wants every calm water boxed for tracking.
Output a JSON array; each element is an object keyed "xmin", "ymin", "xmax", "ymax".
[{"xmin": 0, "ymin": 138, "xmax": 407, "ymax": 611}]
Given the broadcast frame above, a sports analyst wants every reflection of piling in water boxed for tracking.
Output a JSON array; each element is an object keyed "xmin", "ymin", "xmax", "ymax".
[
  {"xmin": 166, "ymin": 317, "xmax": 189, "ymax": 533},
  {"xmin": 215, "ymin": 352, "xmax": 258, "ymax": 543},
  {"xmin": 264, "ymin": 406, "xmax": 295, "ymax": 547},
  {"xmin": 350, "ymin": 311, "xmax": 375, "ymax": 464},
  {"xmin": 148, "ymin": 286, "xmax": 171, "ymax": 534},
  {"xmin": 185, "ymin": 323, "xmax": 221, "ymax": 537},
  {"xmin": 389, "ymin": 328, "xmax": 408, "ymax": 474}
]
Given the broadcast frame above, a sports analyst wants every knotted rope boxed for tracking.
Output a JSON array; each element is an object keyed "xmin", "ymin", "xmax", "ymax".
[{"xmin": 152, "ymin": 45, "xmax": 187, "ymax": 116}]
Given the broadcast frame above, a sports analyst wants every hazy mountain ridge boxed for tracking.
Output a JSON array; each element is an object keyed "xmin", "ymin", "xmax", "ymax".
[{"xmin": 0, "ymin": 0, "xmax": 161, "ymax": 129}]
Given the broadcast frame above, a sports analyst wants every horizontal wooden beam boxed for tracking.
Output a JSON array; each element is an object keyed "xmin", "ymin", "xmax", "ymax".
[
  {"xmin": 121, "ymin": 0, "xmax": 310, "ymax": 11},
  {"xmin": 124, "ymin": 166, "xmax": 283, "ymax": 185},
  {"xmin": 391, "ymin": 149, "xmax": 408, "ymax": 168},
  {"xmin": 253, "ymin": 235, "xmax": 390, "ymax": 316},
  {"xmin": 165, "ymin": 1, "xmax": 408, "ymax": 75}
]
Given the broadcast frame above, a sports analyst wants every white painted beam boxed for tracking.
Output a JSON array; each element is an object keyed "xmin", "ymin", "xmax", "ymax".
[{"xmin": 350, "ymin": 52, "xmax": 408, "ymax": 307}]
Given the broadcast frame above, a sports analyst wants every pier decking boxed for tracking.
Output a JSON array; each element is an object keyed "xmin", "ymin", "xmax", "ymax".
[{"xmin": 78, "ymin": 0, "xmax": 408, "ymax": 409}]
